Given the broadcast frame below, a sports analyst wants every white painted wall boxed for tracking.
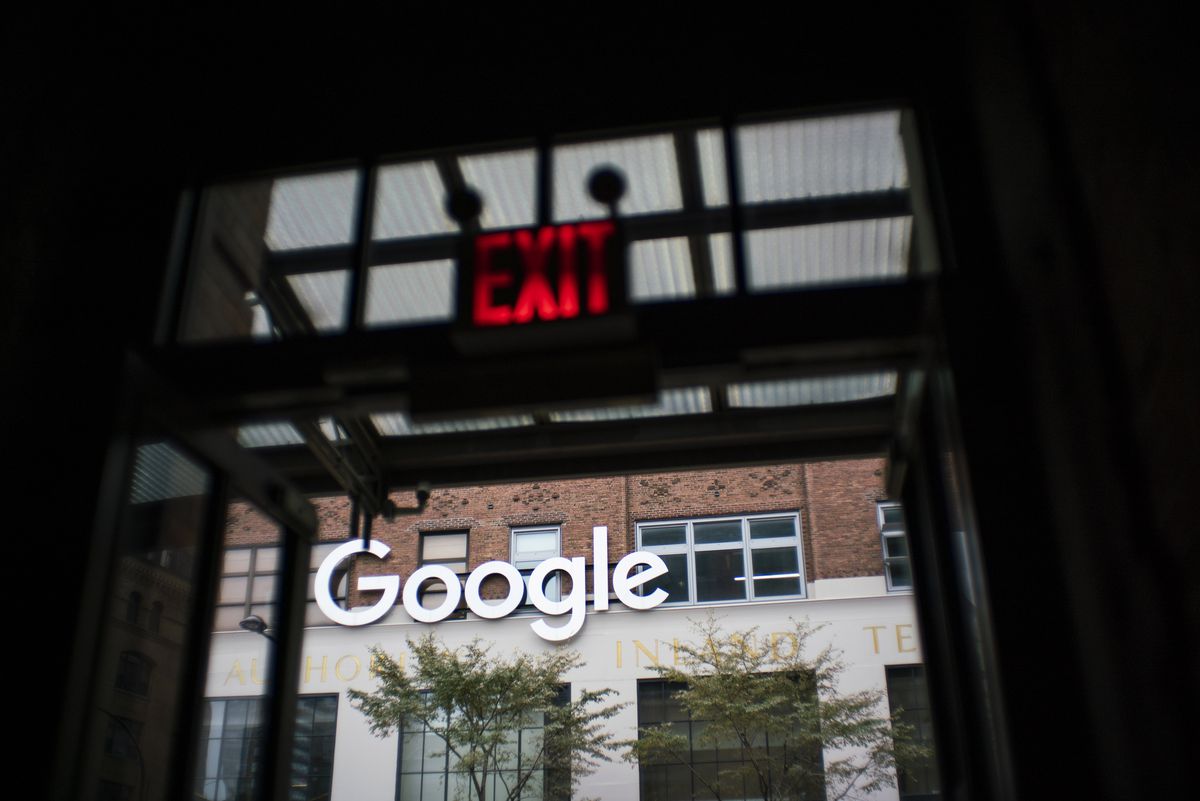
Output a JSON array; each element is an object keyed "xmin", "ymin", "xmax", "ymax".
[{"xmin": 206, "ymin": 594, "xmax": 922, "ymax": 801}]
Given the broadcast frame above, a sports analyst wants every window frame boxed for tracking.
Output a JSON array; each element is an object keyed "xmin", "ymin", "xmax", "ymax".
[
  {"xmin": 885, "ymin": 664, "xmax": 940, "ymax": 800},
  {"xmin": 195, "ymin": 694, "xmax": 338, "ymax": 801},
  {"xmin": 635, "ymin": 677, "xmax": 824, "ymax": 801},
  {"xmin": 635, "ymin": 511, "xmax": 807, "ymax": 606},
  {"xmin": 415, "ymin": 530, "xmax": 470, "ymax": 607},
  {"xmin": 394, "ymin": 684, "xmax": 571, "ymax": 801},
  {"xmin": 877, "ymin": 502, "xmax": 913, "ymax": 592},
  {"xmin": 215, "ymin": 542, "xmax": 349, "ymax": 631},
  {"xmin": 419, "ymin": 530, "xmax": 469, "ymax": 573},
  {"xmin": 114, "ymin": 650, "xmax": 153, "ymax": 697},
  {"xmin": 103, "ymin": 715, "xmax": 143, "ymax": 761},
  {"xmin": 511, "ymin": 525, "xmax": 562, "ymax": 605}
]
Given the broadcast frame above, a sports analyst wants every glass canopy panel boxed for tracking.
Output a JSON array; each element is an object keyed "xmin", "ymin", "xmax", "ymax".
[
  {"xmin": 285, "ymin": 270, "xmax": 349, "ymax": 332},
  {"xmin": 372, "ymin": 161, "xmax": 456, "ymax": 240},
  {"xmin": 629, "ymin": 237, "xmax": 695, "ymax": 301},
  {"xmin": 265, "ymin": 170, "xmax": 360, "ymax": 251},
  {"xmin": 548, "ymin": 388, "xmax": 711, "ymax": 422},
  {"xmin": 237, "ymin": 422, "xmax": 305, "ymax": 448},
  {"xmin": 708, "ymin": 234, "xmax": 737, "ymax": 295},
  {"xmin": 365, "ymin": 259, "xmax": 455, "ymax": 327},
  {"xmin": 726, "ymin": 372, "xmax": 898, "ymax": 408},
  {"xmin": 236, "ymin": 419, "xmax": 340, "ymax": 448},
  {"xmin": 129, "ymin": 442, "xmax": 211, "ymax": 503},
  {"xmin": 737, "ymin": 111, "xmax": 907, "ymax": 202},
  {"xmin": 696, "ymin": 128, "xmax": 728, "ymax": 207},
  {"xmin": 458, "ymin": 149, "xmax": 537, "ymax": 230},
  {"xmin": 745, "ymin": 216, "xmax": 911, "ymax": 291},
  {"xmin": 371, "ymin": 413, "xmax": 536, "ymax": 436},
  {"xmin": 553, "ymin": 134, "xmax": 683, "ymax": 221}
]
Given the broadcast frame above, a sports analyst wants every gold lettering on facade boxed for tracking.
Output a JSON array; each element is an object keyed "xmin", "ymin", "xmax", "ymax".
[
  {"xmin": 367, "ymin": 651, "xmax": 403, "ymax": 676},
  {"xmin": 250, "ymin": 658, "xmax": 266, "ymax": 686},
  {"xmin": 863, "ymin": 625, "xmax": 886, "ymax": 654},
  {"xmin": 729, "ymin": 634, "xmax": 762, "ymax": 658},
  {"xmin": 634, "ymin": 639, "xmax": 660, "ymax": 667},
  {"xmin": 305, "ymin": 655, "xmax": 329, "ymax": 684},
  {"xmin": 335, "ymin": 655, "xmax": 361, "ymax": 682},
  {"xmin": 771, "ymin": 632, "xmax": 799, "ymax": 660},
  {"xmin": 615, "ymin": 640, "xmax": 623, "ymax": 669},
  {"xmin": 895, "ymin": 624, "xmax": 917, "ymax": 653},
  {"xmin": 225, "ymin": 660, "xmax": 246, "ymax": 686},
  {"xmin": 672, "ymin": 638, "xmax": 681, "ymax": 665}
]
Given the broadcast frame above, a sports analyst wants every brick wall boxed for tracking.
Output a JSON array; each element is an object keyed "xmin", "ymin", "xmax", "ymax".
[
  {"xmin": 222, "ymin": 458, "xmax": 888, "ymax": 601},
  {"xmin": 801, "ymin": 459, "xmax": 890, "ymax": 578}
]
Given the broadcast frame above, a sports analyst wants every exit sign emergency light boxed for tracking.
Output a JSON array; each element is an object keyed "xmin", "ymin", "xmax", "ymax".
[{"xmin": 458, "ymin": 220, "xmax": 628, "ymax": 331}]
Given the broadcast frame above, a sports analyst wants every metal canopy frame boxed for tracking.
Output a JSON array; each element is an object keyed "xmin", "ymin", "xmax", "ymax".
[
  {"xmin": 155, "ymin": 106, "xmax": 932, "ymax": 505},
  {"xmin": 146, "ymin": 278, "xmax": 931, "ymax": 494}
]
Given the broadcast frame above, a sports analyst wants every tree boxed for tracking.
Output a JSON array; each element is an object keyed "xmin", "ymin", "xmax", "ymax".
[
  {"xmin": 349, "ymin": 634, "xmax": 624, "ymax": 801},
  {"xmin": 625, "ymin": 615, "xmax": 929, "ymax": 801}
]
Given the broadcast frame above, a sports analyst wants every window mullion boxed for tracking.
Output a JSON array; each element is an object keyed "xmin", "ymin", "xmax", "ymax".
[
  {"xmin": 244, "ymin": 547, "xmax": 256, "ymax": 619},
  {"xmin": 742, "ymin": 517, "xmax": 754, "ymax": 601},
  {"xmin": 686, "ymin": 521, "xmax": 698, "ymax": 604}
]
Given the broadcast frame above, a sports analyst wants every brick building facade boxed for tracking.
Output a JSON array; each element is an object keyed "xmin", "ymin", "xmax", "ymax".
[
  {"xmin": 223, "ymin": 459, "xmax": 888, "ymax": 590},
  {"xmin": 202, "ymin": 457, "xmax": 930, "ymax": 801}
]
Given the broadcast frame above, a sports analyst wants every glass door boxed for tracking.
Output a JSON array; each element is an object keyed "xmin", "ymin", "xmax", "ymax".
[{"xmin": 57, "ymin": 365, "xmax": 318, "ymax": 801}]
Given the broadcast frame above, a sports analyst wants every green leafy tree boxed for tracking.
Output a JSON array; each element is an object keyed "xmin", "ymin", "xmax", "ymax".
[
  {"xmin": 625, "ymin": 615, "xmax": 929, "ymax": 801},
  {"xmin": 349, "ymin": 634, "xmax": 624, "ymax": 801}
]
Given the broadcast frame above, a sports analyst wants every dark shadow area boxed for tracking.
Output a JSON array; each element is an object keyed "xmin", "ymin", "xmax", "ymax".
[{"xmin": 3, "ymin": 4, "xmax": 1195, "ymax": 800}]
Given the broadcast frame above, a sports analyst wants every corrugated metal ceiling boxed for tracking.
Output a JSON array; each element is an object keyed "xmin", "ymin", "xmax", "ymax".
[
  {"xmin": 265, "ymin": 170, "xmax": 358, "ymax": 251},
  {"xmin": 737, "ymin": 111, "xmax": 907, "ymax": 202},
  {"xmin": 746, "ymin": 217, "xmax": 911, "ymax": 291},
  {"xmin": 129, "ymin": 442, "xmax": 211, "ymax": 503},
  {"xmin": 459, "ymin": 149, "xmax": 538, "ymax": 230},
  {"xmin": 549, "ymin": 387, "xmax": 712, "ymax": 422},
  {"xmin": 206, "ymin": 109, "xmax": 913, "ymax": 337},
  {"xmin": 726, "ymin": 372, "xmax": 898, "ymax": 408},
  {"xmin": 553, "ymin": 134, "xmax": 683, "ymax": 221}
]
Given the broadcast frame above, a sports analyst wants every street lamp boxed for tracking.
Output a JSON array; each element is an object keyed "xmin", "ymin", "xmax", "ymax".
[{"xmin": 238, "ymin": 614, "xmax": 276, "ymax": 641}]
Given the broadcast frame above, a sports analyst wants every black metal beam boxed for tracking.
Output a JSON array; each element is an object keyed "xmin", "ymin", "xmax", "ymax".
[
  {"xmin": 673, "ymin": 130, "xmax": 716, "ymax": 297},
  {"xmin": 126, "ymin": 355, "xmax": 317, "ymax": 536},
  {"xmin": 254, "ymin": 399, "xmax": 895, "ymax": 493},
  {"xmin": 142, "ymin": 280, "xmax": 928, "ymax": 426},
  {"xmin": 363, "ymin": 434, "xmax": 890, "ymax": 494},
  {"xmin": 263, "ymin": 190, "xmax": 913, "ymax": 276}
]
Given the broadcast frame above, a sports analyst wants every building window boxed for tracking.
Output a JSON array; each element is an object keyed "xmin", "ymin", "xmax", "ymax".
[
  {"xmin": 635, "ymin": 513, "xmax": 806, "ymax": 605},
  {"xmin": 125, "ymin": 590, "xmax": 141, "ymax": 624},
  {"xmin": 878, "ymin": 502, "xmax": 913, "ymax": 591},
  {"xmin": 395, "ymin": 686, "xmax": 570, "ymax": 801},
  {"xmin": 636, "ymin": 679, "xmax": 823, "ymax": 801},
  {"xmin": 115, "ymin": 650, "xmax": 153, "ymax": 696},
  {"xmin": 215, "ymin": 543, "xmax": 349, "ymax": 631},
  {"xmin": 420, "ymin": 530, "xmax": 468, "ymax": 592},
  {"xmin": 97, "ymin": 780, "xmax": 134, "ymax": 801},
  {"xmin": 293, "ymin": 695, "xmax": 339, "ymax": 800},
  {"xmin": 512, "ymin": 526, "xmax": 561, "ymax": 603},
  {"xmin": 104, "ymin": 716, "xmax": 143, "ymax": 760},
  {"xmin": 194, "ymin": 695, "xmax": 337, "ymax": 801},
  {"xmin": 421, "ymin": 530, "xmax": 468, "ymax": 572},
  {"xmin": 148, "ymin": 601, "xmax": 163, "ymax": 633},
  {"xmin": 886, "ymin": 666, "xmax": 941, "ymax": 800}
]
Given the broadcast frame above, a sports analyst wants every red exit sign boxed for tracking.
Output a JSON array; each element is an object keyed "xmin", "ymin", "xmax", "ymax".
[{"xmin": 459, "ymin": 220, "xmax": 627, "ymax": 329}]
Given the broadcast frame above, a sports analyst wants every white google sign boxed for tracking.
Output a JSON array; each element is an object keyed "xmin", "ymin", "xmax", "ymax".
[{"xmin": 314, "ymin": 526, "xmax": 667, "ymax": 641}]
